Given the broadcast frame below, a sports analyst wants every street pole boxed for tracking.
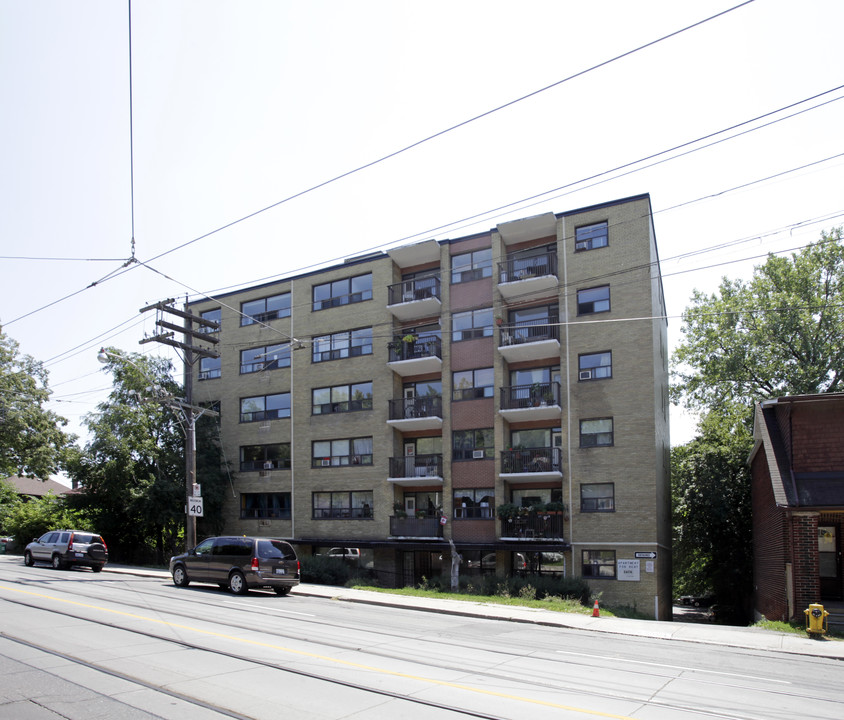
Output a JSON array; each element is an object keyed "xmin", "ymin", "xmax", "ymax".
[{"xmin": 184, "ymin": 306, "xmax": 197, "ymax": 551}]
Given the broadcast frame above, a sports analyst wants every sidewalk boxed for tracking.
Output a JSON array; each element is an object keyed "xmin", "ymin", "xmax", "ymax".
[{"xmin": 105, "ymin": 564, "xmax": 844, "ymax": 660}]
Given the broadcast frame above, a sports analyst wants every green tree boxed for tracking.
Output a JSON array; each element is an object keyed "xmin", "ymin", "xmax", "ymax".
[
  {"xmin": 4, "ymin": 491, "xmax": 93, "ymax": 547},
  {"xmin": 0, "ymin": 328, "xmax": 75, "ymax": 478},
  {"xmin": 0, "ymin": 478, "xmax": 22, "ymax": 532}
]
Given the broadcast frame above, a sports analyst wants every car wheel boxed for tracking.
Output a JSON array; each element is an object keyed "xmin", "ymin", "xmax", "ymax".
[
  {"xmin": 91, "ymin": 565, "xmax": 103, "ymax": 573},
  {"xmin": 24, "ymin": 550, "xmax": 34, "ymax": 567},
  {"xmin": 172, "ymin": 565, "xmax": 190, "ymax": 587},
  {"xmin": 273, "ymin": 586, "xmax": 291, "ymax": 596},
  {"xmin": 51, "ymin": 554, "xmax": 66, "ymax": 570},
  {"xmin": 228, "ymin": 570, "xmax": 248, "ymax": 595}
]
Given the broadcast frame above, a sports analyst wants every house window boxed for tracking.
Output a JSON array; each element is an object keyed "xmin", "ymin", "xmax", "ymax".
[
  {"xmin": 240, "ymin": 343, "xmax": 290, "ymax": 374},
  {"xmin": 241, "ymin": 293, "xmax": 291, "ymax": 326},
  {"xmin": 312, "ymin": 328, "xmax": 372, "ymax": 363},
  {"xmin": 451, "ymin": 248, "xmax": 492, "ymax": 284},
  {"xmin": 511, "ymin": 488, "xmax": 563, "ymax": 507},
  {"xmin": 453, "ymin": 429, "xmax": 494, "ymax": 460},
  {"xmin": 580, "ymin": 418, "xmax": 614, "ymax": 448},
  {"xmin": 240, "ymin": 443, "xmax": 291, "ymax": 471},
  {"xmin": 453, "ymin": 368, "xmax": 494, "ymax": 400},
  {"xmin": 240, "ymin": 393, "xmax": 291, "ymax": 422},
  {"xmin": 312, "ymin": 491, "xmax": 373, "ymax": 519},
  {"xmin": 579, "ymin": 351, "xmax": 612, "ymax": 380},
  {"xmin": 312, "ymin": 382, "xmax": 373, "ymax": 415},
  {"xmin": 312, "ymin": 273, "xmax": 372, "ymax": 311},
  {"xmin": 580, "ymin": 483, "xmax": 615, "ymax": 512},
  {"xmin": 453, "ymin": 488, "xmax": 494, "ymax": 519},
  {"xmin": 312, "ymin": 437, "xmax": 373, "ymax": 467},
  {"xmin": 198, "ymin": 356, "xmax": 221, "ymax": 380},
  {"xmin": 198, "ymin": 308, "xmax": 221, "ymax": 334},
  {"xmin": 452, "ymin": 308, "xmax": 493, "ymax": 342},
  {"xmin": 240, "ymin": 492, "xmax": 291, "ymax": 519},
  {"xmin": 575, "ymin": 222, "xmax": 608, "ymax": 251},
  {"xmin": 582, "ymin": 549, "xmax": 616, "ymax": 578},
  {"xmin": 577, "ymin": 286, "xmax": 610, "ymax": 315}
]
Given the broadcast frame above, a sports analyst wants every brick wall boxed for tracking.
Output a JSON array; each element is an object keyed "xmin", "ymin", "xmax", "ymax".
[
  {"xmin": 791, "ymin": 403, "xmax": 844, "ymax": 472},
  {"xmin": 791, "ymin": 512, "xmax": 820, "ymax": 613}
]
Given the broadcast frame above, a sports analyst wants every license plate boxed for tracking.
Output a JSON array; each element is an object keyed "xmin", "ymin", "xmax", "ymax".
[
  {"xmin": 274, "ymin": 568, "xmax": 286, "ymax": 575},
  {"xmin": 74, "ymin": 552, "xmax": 84, "ymax": 558}
]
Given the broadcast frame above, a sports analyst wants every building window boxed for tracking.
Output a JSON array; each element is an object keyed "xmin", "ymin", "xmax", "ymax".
[
  {"xmin": 198, "ymin": 356, "xmax": 221, "ymax": 380},
  {"xmin": 577, "ymin": 286, "xmax": 610, "ymax": 315},
  {"xmin": 312, "ymin": 491, "xmax": 373, "ymax": 519},
  {"xmin": 580, "ymin": 483, "xmax": 615, "ymax": 512},
  {"xmin": 241, "ymin": 293, "xmax": 290, "ymax": 326},
  {"xmin": 312, "ymin": 437, "xmax": 373, "ymax": 467},
  {"xmin": 451, "ymin": 248, "xmax": 492, "ymax": 284},
  {"xmin": 575, "ymin": 222, "xmax": 608, "ymax": 251},
  {"xmin": 312, "ymin": 273, "xmax": 372, "ymax": 311},
  {"xmin": 453, "ymin": 488, "xmax": 494, "ymax": 519},
  {"xmin": 580, "ymin": 418, "xmax": 613, "ymax": 448},
  {"xmin": 240, "ymin": 443, "xmax": 291, "ymax": 471},
  {"xmin": 452, "ymin": 308, "xmax": 493, "ymax": 342},
  {"xmin": 198, "ymin": 308, "xmax": 221, "ymax": 334},
  {"xmin": 240, "ymin": 492, "xmax": 291, "ymax": 519},
  {"xmin": 240, "ymin": 393, "xmax": 291, "ymax": 422},
  {"xmin": 582, "ymin": 549, "xmax": 616, "ymax": 578},
  {"xmin": 312, "ymin": 382, "xmax": 373, "ymax": 415},
  {"xmin": 511, "ymin": 488, "xmax": 563, "ymax": 507},
  {"xmin": 453, "ymin": 429, "xmax": 494, "ymax": 460},
  {"xmin": 240, "ymin": 343, "xmax": 290, "ymax": 374},
  {"xmin": 312, "ymin": 328, "xmax": 372, "ymax": 363},
  {"xmin": 453, "ymin": 368, "xmax": 494, "ymax": 400},
  {"xmin": 579, "ymin": 351, "xmax": 612, "ymax": 381}
]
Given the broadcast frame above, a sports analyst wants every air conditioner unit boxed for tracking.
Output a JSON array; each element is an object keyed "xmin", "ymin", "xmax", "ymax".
[
  {"xmin": 321, "ymin": 459, "xmax": 331, "ymax": 467},
  {"xmin": 579, "ymin": 370, "xmax": 593, "ymax": 380},
  {"xmin": 472, "ymin": 450, "xmax": 485, "ymax": 459},
  {"xmin": 263, "ymin": 461, "xmax": 274, "ymax": 469},
  {"xmin": 259, "ymin": 519, "xmax": 271, "ymax": 526}
]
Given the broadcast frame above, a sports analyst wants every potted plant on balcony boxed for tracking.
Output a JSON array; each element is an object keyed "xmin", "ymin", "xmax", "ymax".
[
  {"xmin": 530, "ymin": 383, "xmax": 543, "ymax": 406},
  {"xmin": 496, "ymin": 503, "xmax": 519, "ymax": 521},
  {"xmin": 415, "ymin": 509, "xmax": 426, "ymax": 519},
  {"xmin": 393, "ymin": 501, "xmax": 407, "ymax": 519},
  {"xmin": 545, "ymin": 501, "xmax": 566, "ymax": 515}
]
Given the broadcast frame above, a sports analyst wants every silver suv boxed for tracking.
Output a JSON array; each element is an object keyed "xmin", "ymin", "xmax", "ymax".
[
  {"xmin": 24, "ymin": 530, "xmax": 108, "ymax": 572},
  {"xmin": 169, "ymin": 536, "xmax": 300, "ymax": 595}
]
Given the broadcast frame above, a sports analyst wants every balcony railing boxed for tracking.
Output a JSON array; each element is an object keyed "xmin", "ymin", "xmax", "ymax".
[
  {"xmin": 498, "ymin": 251, "xmax": 557, "ymax": 284},
  {"xmin": 500, "ymin": 447, "xmax": 562, "ymax": 474},
  {"xmin": 387, "ymin": 276, "xmax": 441, "ymax": 305},
  {"xmin": 500, "ymin": 382, "xmax": 560, "ymax": 410},
  {"xmin": 388, "ymin": 395, "xmax": 443, "ymax": 421},
  {"xmin": 388, "ymin": 336, "xmax": 442, "ymax": 362},
  {"xmin": 499, "ymin": 512, "xmax": 564, "ymax": 539},
  {"xmin": 389, "ymin": 454, "xmax": 443, "ymax": 479},
  {"xmin": 390, "ymin": 515, "xmax": 444, "ymax": 537},
  {"xmin": 498, "ymin": 319, "xmax": 559, "ymax": 347}
]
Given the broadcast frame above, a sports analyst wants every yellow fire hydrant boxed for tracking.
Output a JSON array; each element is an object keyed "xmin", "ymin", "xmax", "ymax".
[{"xmin": 804, "ymin": 603, "xmax": 829, "ymax": 637}]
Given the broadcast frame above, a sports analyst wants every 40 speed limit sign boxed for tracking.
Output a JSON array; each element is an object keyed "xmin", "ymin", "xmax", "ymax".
[{"xmin": 188, "ymin": 496, "xmax": 204, "ymax": 517}]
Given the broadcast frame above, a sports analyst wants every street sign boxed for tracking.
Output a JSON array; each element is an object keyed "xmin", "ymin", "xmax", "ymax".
[
  {"xmin": 188, "ymin": 496, "xmax": 204, "ymax": 517},
  {"xmin": 634, "ymin": 551, "xmax": 657, "ymax": 559}
]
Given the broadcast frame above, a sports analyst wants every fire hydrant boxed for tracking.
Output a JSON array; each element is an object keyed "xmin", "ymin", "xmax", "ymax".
[{"xmin": 804, "ymin": 603, "xmax": 829, "ymax": 637}]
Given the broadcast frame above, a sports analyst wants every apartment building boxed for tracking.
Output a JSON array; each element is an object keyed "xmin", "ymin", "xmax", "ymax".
[{"xmin": 188, "ymin": 193, "xmax": 672, "ymax": 618}]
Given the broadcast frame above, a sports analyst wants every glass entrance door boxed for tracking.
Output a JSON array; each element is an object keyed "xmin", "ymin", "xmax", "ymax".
[{"xmin": 819, "ymin": 525, "xmax": 842, "ymax": 600}]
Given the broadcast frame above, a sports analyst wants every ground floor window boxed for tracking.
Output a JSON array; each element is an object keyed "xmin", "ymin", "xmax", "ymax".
[
  {"xmin": 240, "ymin": 492, "xmax": 290, "ymax": 519},
  {"xmin": 312, "ymin": 491, "xmax": 373, "ymax": 519},
  {"xmin": 582, "ymin": 549, "xmax": 616, "ymax": 578}
]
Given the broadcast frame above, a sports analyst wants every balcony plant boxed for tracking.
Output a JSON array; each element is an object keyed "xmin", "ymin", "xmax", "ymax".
[
  {"xmin": 495, "ymin": 503, "xmax": 519, "ymax": 520},
  {"xmin": 393, "ymin": 501, "xmax": 407, "ymax": 519},
  {"xmin": 545, "ymin": 501, "xmax": 566, "ymax": 514}
]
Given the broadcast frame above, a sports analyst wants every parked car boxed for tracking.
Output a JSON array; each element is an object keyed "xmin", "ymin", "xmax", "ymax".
[
  {"xmin": 323, "ymin": 547, "xmax": 361, "ymax": 563},
  {"xmin": 169, "ymin": 536, "xmax": 300, "ymax": 595},
  {"xmin": 24, "ymin": 530, "xmax": 108, "ymax": 572},
  {"xmin": 680, "ymin": 594, "xmax": 715, "ymax": 607}
]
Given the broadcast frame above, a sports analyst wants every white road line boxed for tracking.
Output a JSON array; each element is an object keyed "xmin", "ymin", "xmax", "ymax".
[{"xmin": 223, "ymin": 600, "xmax": 315, "ymax": 617}]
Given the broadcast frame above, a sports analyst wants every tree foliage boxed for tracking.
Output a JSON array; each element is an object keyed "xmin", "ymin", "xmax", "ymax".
[{"xmin": 0, "ymin": 328, "xmax": 75, "ymax": 478}]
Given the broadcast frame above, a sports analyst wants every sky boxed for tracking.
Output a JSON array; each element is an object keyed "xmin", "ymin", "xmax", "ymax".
[{"xmin": 2, "ymin": 0, "xmax": 843, "ymax": 484}]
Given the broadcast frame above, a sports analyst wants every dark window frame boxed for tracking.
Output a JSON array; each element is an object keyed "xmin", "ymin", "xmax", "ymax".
[
  {"xmin": 312, "ymin": 273, "xmax": 373, "ymax": 311},
  {"xmin": 240, "ymin": 492, "xmax": 291, "ymax": 520},
  {"xmin": 580, "ymin": 483, "xmax": 615, "ymax": 512},
  {"xmin": 452, "ymin": 428, "xmax": 494, "ymax": 460},
  {"xmin": 240, "ymin": 292, "xmax": 291, "ymax": 326},
  {"xmin": 582, "ymin": 549, "xmax": 616, "ymax": 578},
  {"xmin": 312, "ymin": 381, "xmax": 373, "ymax": 415},
  {"xmin": 240, "ymin": 392, "xmax": 291, "ymax": 423},
  {"xmin": 240, "ymin": 343, "xmax": 291, "ymax": 374},
  {"xmin": 239, "ymin": 443, "xmax": 291, "ymax": 471},
  {"xmin": 452, "ymin": 367, "xmax": 494, "ymax": 401},
  {"xmin": 453, "ymin": 488, "xmax": 495, "ymax": 519},
  {"xmin": 198, "ymin": 355, "xmax": 221, "ymax": 380},
  {"xmin": 578, "ymin": 351, "xmax": 612, "ymax": 381},
  {"xmin": 312, "ymin": 437, "xmax": 374, "ymax": 467},
  {"xmin": 574, "ymin": 221, "xmax": 609, "ymax": 252},
  {"xmin": 312, "ymin": 490, "xmax": 374, "ymax": 519},
  {"xmin": 312, "ymin": 328, "xmax": 373, "ymax": 363},
  {"xmin": 577, "ymin": 285, "xmax": 611, "ymax": 315},
  {"xmin": 451, "ymin": 248, "xmax": 492, "ymax": 284},
  {"xmin": 452, "ymin": 308, "xmax": 494, "ymax": 342},
  {"xmin": 580, "ymin": 418, "xmax": 614, "ymax": 448}
]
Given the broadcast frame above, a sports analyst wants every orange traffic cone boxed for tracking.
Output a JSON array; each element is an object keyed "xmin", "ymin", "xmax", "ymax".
[{"xmin": 592, "ymin": 599, "xmax": 600, "ymax": 617}]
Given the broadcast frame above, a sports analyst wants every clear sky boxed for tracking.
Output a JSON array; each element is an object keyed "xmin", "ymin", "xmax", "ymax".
[{"xmin": 2, "ymin": 0, "xmax": 843, "ymax": 475}]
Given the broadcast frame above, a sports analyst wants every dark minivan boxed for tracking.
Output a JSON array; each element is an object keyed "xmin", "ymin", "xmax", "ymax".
[{"xmin": 169, "ymin": 536, "xmax": 300, "ymax": 595}]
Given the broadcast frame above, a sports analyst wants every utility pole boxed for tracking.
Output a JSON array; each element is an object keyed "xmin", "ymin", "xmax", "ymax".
[{"xmin": 139, "ymin": 298, "xmax": 219, "ymax": 550}]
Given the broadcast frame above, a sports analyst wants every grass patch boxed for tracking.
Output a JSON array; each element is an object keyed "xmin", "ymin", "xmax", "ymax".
[{"xmin": 752, "ymin": 618, "xmax": 844, "ymax": 640}]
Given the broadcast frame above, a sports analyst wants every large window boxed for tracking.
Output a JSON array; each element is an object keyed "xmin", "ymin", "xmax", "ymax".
[
  {"xmin": 198, "ymin": 356, "xmax": 221, "ymax": 380},
  {"xmin": 577, "ymin": 286, "xmax": 610, "ymax": 315},
  {"xmin": 240, "ymin": 493, "xmax": 291, "ymax": 519},
  {"xmin": 198, "ymin": 308, "xmax": 221, "ymax": 334},
  {"xmin": 582, "ymin": 549, "xmax": 616, "ymax": 578},
  {"xmin": 312, "ymin": 273, "xmax": 372, "ymax": 311},
  {"xmin": 580, "ymin": 418, "xmax": 614, "ymax": 448},
  {"xmin": 581, "ymin": 483, "xmax": 615, "ymax": 512},
  {"xmin": 312, "ymin": 491, "xmax": 373, "ymax": 519},
  {"xmin": 575, "ymin": 221, "xmax": 608, "ymax": 251},
  {"xmin": 579, "ymin": 351, "xmax": 612, "ymax": 380},
  {"xmin": 240, "ymin": 343, "xmax": 290, "ymax": 374},
  {"xmin": 241, "ymin": 293, "xmax": 290, "ymax": 326},
  {"xmin": 312, "ymin": 382, "xmax": 373, "ymax": 415},
  {"xmin": 240, "ymin": 393, "xmax": 291, "ymax": 422},
  {"xmin": 240, "ymin": 443, "xmax": 291, "ymax": 471},
  {"xmin": 453, "ymin": 488, "xmax": 494, "ymax": 519},
  {"xmin": 451, "ymin": 248, "xmax": 492, "ymax": 284},
  {"xmin": 453, "ymin": 367, "xmax": 494, "ymax": 400},
  {"xmin": 312, "ymin": 437, "xmax": 373, "ymax": 467},
  {"xmin": 453, "ymin": 429, "xmax": 494, "ymax": 460},
  {"xmin": 452, "ymin": 308, "xmax": 493, "ymax": 342},
  {"xmin": 312, "ymin": 328, "xmax": 372, "ymax": 363},
  {"xmin": 511, "ymin": 487, "xmax": 563, "ymax": 507}
]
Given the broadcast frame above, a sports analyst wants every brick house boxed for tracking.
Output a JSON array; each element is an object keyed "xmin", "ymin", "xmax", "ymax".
[{"xmin": 749, "ymin": 394, "xmax": 844, "ymax": 622}]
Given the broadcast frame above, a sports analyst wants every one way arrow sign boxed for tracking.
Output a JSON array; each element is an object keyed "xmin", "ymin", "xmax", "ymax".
[{"xmin": 634, "ymin": 551, "xmax": 657, "ymax": 559}]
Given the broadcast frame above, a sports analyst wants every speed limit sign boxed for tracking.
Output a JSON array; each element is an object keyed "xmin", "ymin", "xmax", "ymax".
[{"xmin": 188, "ymin": 496, "xmax": 204, "ymax": 517}]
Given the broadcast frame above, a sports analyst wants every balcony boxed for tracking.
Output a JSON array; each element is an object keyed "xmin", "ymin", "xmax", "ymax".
[
  {"xmin": 389, "ymin": 515, "xmax": 444, "ymax": 538},
  {"xmin": 499, "ymin": 382, "xmax": 561, "ymax": 422},
  {"xmin": 387, "ymin": 277, "xmax": 442, "ymax": 321},
  {"xmin": 499, "ymin": 512, "xmax": 564, "ymax": 540},
  {"xmin": 498, "ymin": 321, "xmax": 560, "ymax": 363},
  {"xmin": 497, "ymin": 252, "xmax": 558, "ymax": 299},
  {"xmin": 500, "ymin": 447, "xmax": 562, "ymax": 483},
  {"xmin": 388, "ymin": 454, "xmax": 443, "ymax": 487},
  {"xmin": 387, "ymin": 396, "xmax": 443, "ymax": 431},
  {"xmin": 387, "ymin": 336, "xmax": 442, "ymax": 376}
]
